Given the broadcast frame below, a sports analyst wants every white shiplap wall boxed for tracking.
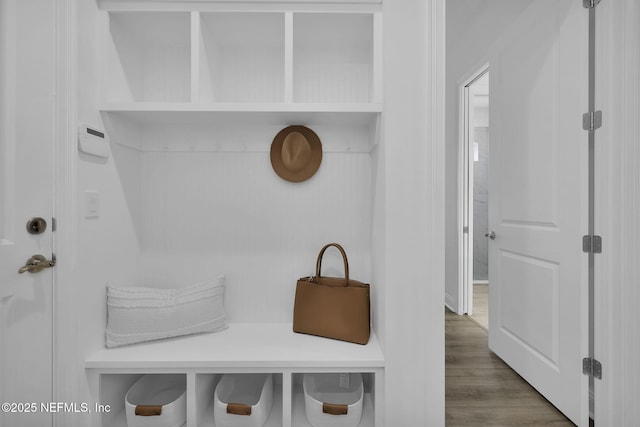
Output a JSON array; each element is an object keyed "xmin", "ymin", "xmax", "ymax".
[{"xmin": 134, "ymin": 149, "xmax": 373, "ymax": 321}]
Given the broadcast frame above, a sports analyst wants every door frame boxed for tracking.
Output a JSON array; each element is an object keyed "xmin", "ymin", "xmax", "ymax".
[
  {"xmin": 1, "ymin": 0, "xmax": 75, "ymax": 424},
  {"xmin": 52, "ymin": 0, "xmax": 78, "ymax": 425},
  {"xmin": 593, "ymin": 1, "xmax": 640, "ymax": 425},
  {"xmin": 457, "ymin": 62, "xmax": 489, "ymax": 316}
]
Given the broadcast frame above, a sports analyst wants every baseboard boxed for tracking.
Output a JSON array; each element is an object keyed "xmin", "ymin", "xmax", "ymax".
[{"xmin": 444, "ymin": 295, "xmax": 458, "ymax": 314}]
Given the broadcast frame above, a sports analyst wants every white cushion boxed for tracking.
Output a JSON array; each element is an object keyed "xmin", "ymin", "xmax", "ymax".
[{"xmin": 106, "ymin": 276, "xmax": 227, "ymax": 348}]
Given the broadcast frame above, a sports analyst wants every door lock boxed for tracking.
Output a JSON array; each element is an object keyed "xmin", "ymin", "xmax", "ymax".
[
  {"xmin": 26, "ymin": 217, "xmax": 47, "ymax": 235},
  {"xmin": 18, "ymin": 254, "xmax": 56, "ymax": 274},
  {"xmin": 485, "ymin": 231, "xmax": 496, "ymax": 240}
]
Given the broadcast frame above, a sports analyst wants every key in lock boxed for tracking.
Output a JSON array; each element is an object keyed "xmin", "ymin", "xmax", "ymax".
[{"xmin": 18, "ymin": 254, "xmax": 56, "ymax": 274}]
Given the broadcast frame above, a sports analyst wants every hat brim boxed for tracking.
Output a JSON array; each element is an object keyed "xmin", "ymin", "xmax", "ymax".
[{"xmin": 270, "ymin": 125, "xmax": 323, "ymax": 183}]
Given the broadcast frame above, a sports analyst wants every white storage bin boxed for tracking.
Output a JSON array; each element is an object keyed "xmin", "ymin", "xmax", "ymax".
[
  {"xmin": 303, "ymin": 373, "xmax": 363, "ymax": 427},
  {"xmin": 125, "ymin": 374, "xmax": 186, "ymax": 427},
  {"xmin": 214, "ymin": 373, "xmax": 273, "ymax": 427}
]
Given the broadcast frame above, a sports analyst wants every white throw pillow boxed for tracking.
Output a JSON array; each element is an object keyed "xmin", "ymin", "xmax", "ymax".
[{"xmin": 105, "ymin": 276, "xmax": 227, "ymax": 348}]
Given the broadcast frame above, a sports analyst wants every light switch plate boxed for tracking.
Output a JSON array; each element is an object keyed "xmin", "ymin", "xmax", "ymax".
[{"xmin": 84, "ymin": 190, "xmax": 99, "ymax": 218}]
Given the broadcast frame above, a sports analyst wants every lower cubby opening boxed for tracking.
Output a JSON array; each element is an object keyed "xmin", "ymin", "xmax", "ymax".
[
  {"xmin": 97, "ymin": 372, "xmax": 285, "ymax": 427},
  {"xmin": 99, "ymin": 374, "xmax": 142, "ymax": 427},
  {"xmin": 196, "ymin": 373, "xmax": 283, "ymax": 427},
  {"xmin": 291, "ymin": 372, "xmax": 375, "ymax": 427},
  {"xmin": 99, "ymin": 373, "xmax": 188, "ymax": 427},
  {"xmin": 95, "ymin": 371, "xmax": 378, "ymax": 427}
]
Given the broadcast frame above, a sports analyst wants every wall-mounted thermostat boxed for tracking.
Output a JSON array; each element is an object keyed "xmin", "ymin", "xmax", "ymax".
[{"xmin": 78, "ymin": 124, "xmax": 109, "ymax": 158}]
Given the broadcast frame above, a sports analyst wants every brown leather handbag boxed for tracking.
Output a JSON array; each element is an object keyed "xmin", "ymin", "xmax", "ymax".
[{"xmin": 293, "ymin": 243, "xmax": 370, "ymax": 345}]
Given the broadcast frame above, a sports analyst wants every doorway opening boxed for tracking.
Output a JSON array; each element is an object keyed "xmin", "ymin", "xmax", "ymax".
[{"xmin": 459, "ymin": 65, "xmax": 489, "ymax": 329}]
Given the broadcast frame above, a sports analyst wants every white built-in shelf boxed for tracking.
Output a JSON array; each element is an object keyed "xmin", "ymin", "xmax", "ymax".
[
  {"xmin": 99, "ymin": 103, "xmax": 382, "ymax": 113},
  {"xmin": 93, "ymin": 5, "xmax": 384, "ymax": 426},
  {"xmin": 86, "ymin": 325, "xmax": 383, "ymax": 427},
  {"xmin": 100, "ymin": 8, "xmax": 382, "ymax": 122},
  {"xmin": 86, "ymin": 323, "xmax": 384, "ymax": 371},
  {"xmin": 100, "ymin": 103, "xmax": 382, "ymax": 128}
]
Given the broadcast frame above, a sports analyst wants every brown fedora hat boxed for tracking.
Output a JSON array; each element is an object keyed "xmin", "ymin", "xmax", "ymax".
[{"xmin": 270, "ymin": 125, "xmax": 322, "ymax": 183}]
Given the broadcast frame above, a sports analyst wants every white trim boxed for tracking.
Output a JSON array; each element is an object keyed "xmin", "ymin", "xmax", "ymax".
[
  {"xmin": 53, "ymin": 0, "xmax": 78, "ymax": 425},
  {"xmin": 444, "ymin": 298, "xmax": 457, "ymax": 314},
  {"xmin": 457, "ymin": 63, "xmax": 489, "ymax": 316},
  {"xmin": 429, "ymin": 0, "xmax": 446, "ymax": 423},
  {"xmin": 97, "ymin": 1, "xmax": 382, "ymax": 13},
  {"xmin": 381, "ymin": 0, "xmax": 445, "ymax": 424},
  {"xmin": 595, "ymin": 1, "xmax": 640, "ymax": 425}
]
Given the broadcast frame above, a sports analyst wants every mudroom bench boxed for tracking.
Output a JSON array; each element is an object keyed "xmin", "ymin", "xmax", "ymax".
[{"xmin": 85, "ymin": 323, "xmax": 384, "ymax": 427}]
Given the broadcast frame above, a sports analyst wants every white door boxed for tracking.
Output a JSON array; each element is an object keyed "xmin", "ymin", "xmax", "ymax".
[
  {"xmin": 487, "ymin": 0, "xmax": 589, "ymax": 425},
  {"xmin": 0, "ymin": 0, "xmax": 56, "ymax": 426}
]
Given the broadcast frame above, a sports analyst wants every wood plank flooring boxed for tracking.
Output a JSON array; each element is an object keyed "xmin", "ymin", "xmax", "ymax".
[{"xmin": 445, "ymin": 307, "xmax": 575, "ymax": 426}]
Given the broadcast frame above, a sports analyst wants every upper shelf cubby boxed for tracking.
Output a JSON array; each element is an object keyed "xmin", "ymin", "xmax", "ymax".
[
  {"xmin": 199, "ymin": 12, "xmax": 285, "ymax": 103},
  {"xmin": 293, "ymin": 13, "xmax": 374, "ymax": 103},
  {"xmin": 106, "ymin": 12, "xmax": 191, "ymax": 103},
  {"xmin": 100, "ymin": 8, "xmax": 381, "ymax": 118}
]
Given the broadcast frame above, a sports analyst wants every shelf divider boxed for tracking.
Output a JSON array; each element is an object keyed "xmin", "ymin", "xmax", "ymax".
[
  {"xmin": 190, "ymin": 11, "xmax": 200, "ymax": 102},
  {"xmin": 284, "ymin": 12, "xmax": 294, "ymax": 103},
  {"xmin": 186, "ymin": 372, "xmax": 197, "ymax": 427},
  {"xmin": 372, "ymin": 12, "xmax": 383, "ymax": 104},
  {"xmin": 282, "ymin": 371, "xmax": 293, "ymax": 427}
]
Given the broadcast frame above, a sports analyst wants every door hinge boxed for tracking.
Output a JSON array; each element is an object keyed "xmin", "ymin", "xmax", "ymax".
[
  {"xmin": 583, "ymin": 111, "xmax": 602, "ymax": 131},
  {"xmin": 583, "ymin": 0, "xmax": 601, "ymax": 9},
  {"xmin": 463, "ymin": 226, "xmax": 469, "ymax": 234},
  {"xmin": 583, "ymin": 357, "xmax": 602, "ymax": 379},
  {"xmin": 583, "ymin": 235, "xmax": 602, "ymax": 253}
]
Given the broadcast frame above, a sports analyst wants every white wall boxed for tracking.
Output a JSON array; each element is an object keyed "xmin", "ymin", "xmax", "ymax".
[
  {"xmin": 72, "ymin": 1, "xmax": 142, "ymax": 420},
  {"xmin": 106, "ymin": 123, "xmax": 375, "ymax": 322},
  {"xmin": 444, "ymin": 0, "xmax": 531, "ymax": 311},
  {"xmin": 382, "ymin": 0, "xmax": 445, "ymax": 424}
]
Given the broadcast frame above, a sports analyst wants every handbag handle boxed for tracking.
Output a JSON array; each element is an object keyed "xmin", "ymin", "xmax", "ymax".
[{"xmin": 315, "ymin": 243, "xmax": 350, "ymax": 283}]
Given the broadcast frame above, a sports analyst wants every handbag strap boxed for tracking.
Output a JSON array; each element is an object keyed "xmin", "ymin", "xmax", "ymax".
[{"xmin": 315, "ymin": 243, "xmax": 350, "ymax": 283}]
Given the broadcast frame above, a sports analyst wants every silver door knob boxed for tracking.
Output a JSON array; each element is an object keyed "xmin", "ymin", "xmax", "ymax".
[
  {"xmin": 18, "ymin": 254, "xmax": 56, "ymax": 274},
  {"xmin": 485, "ymin": 231, "xmax": 496, "ymax": 240}
]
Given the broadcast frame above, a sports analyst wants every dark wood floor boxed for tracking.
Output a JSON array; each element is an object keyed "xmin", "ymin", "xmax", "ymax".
[{"xmin": 445, "ymin": 307, "xmax": 576, "ymax": 426}]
